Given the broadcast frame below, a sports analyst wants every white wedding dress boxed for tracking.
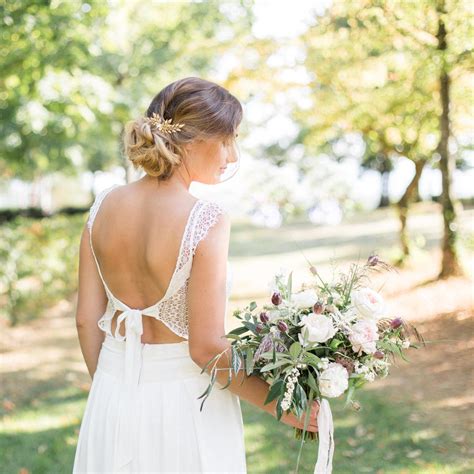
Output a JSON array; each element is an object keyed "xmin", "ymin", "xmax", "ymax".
[{"xmin": 73, "ymin": 184, "xmax": 247, "ymax": 473}]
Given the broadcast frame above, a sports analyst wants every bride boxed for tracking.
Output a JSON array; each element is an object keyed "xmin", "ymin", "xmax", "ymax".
[{"xmin": 73, "ymin": 76, "xmax": 319, "ymax": 473}]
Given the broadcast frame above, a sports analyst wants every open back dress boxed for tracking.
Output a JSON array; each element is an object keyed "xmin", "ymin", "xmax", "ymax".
[{"xmin": 73, "ymin": 184, "xmax": 247, "ymax": 473}]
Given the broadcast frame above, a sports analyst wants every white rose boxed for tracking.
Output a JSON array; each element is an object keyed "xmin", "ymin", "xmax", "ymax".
[
  {"xmin": 319, "ymin": 363, "xmax": 349, "ymax": 398},
  {"xmin": 298, "ymin": 313, "xmax": 337, "ymax": 344},
  {"xmin": 348, "ymin": 320, "xmax": 379, "ymax": 355},
  {"xmin": 351, "ymin": 287, "xmax": 386, "ymax": 321},
  {"xmin": 291, "ymin": 289, "xmax": 319, "ymax": 308}
]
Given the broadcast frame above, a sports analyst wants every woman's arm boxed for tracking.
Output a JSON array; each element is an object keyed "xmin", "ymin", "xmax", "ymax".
[
  {"xmin": 187, "ymin": 211, "xmax": 319, "ymax": 430},
  {"xmin": 75, "ymin": 224, "xmax": 108, "ymax": 379}
]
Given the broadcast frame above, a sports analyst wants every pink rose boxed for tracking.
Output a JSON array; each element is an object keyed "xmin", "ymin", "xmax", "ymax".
[{"xmin": 348, "ymin": 320, "xmax": 379, "ymax": 355}]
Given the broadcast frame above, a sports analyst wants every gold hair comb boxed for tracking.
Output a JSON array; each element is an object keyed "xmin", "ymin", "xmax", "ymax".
[{"xmin": 145, "ymin": 112, "xmax": 185, "ymax": 134}]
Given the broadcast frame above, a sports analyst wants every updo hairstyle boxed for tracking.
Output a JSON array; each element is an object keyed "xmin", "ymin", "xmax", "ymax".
[{"xmin": 123, "ymin": 77, "xmax": 242, "ymax": 180}]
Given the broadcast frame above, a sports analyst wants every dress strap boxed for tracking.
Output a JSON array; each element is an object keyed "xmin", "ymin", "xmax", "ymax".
[
  {"xmin": 87, "ymin": 184, "xmax": 120, "ymax": 232},
  {"xmin": 190, "ymin": 200, "xmax": 226, "ymax": 255},
  {"xmin": 168, "ymin": 200, "xmax": 225, "ymax": 291},
  {"xmin": 87, "ymin": 184, "xmax": 120, "ymax": 297}
]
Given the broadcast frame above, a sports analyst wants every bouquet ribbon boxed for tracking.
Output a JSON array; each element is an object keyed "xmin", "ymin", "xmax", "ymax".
[{"xmin": 314, "ymin": 398, "xmax": 334, "ymax": 473}]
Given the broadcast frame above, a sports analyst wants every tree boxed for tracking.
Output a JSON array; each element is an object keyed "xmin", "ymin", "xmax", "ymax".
[
  {"xmin": 0, "ymin": 0, "xmax": 254, "ymax": 191},
  {"xmin": 435, "ymin": 0, "xmax": 466, "ymax": 277},
  {"xmin": 298, "ymin": 0, "xmax": 472, "ymax": 269}
]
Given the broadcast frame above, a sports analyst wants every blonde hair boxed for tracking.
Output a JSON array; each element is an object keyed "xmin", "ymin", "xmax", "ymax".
[{"xmin": 123, "ymin": 77, "xmax": 243, "ymax": 180}]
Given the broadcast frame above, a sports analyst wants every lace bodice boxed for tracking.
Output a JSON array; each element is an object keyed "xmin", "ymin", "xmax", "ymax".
[{"xmin": 87, "ymin": 183, "xmax": 233, "ymax": 341}]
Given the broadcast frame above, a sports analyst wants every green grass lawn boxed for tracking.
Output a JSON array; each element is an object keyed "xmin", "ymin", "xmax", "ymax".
[{"xmin": 1, "ymin": 385, "xmax": 471, "ymax": 473}]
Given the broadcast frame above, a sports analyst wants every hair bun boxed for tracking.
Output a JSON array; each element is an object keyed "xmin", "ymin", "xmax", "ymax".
[{"xmin": 123, "ymin": 117, "xmax": 181, "ymax": 179}]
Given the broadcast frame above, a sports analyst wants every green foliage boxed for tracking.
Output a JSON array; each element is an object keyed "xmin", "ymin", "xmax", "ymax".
[
  {"xmin": 0, "ymin": 214, "xmax": 84, "ymax": 325},
  {"xmin": 1, "ymin": 0, "xmax": 253, "ymax": 179},
  {"xmin": 298, "ymin": 0, "xmax": 472, "ymax": 174}
]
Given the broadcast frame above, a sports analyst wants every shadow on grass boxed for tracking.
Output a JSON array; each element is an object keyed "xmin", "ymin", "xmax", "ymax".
[
  {"xmin": 241, "ymin": 388, "xmax": 471, "ymax": 474},
  {"xmin": 0, "ymin": 386, "xmax": 87, "ymax": 474},
  {"xmin": 229, "ymin": 220, "xmax": 442, "ymax": 260}
]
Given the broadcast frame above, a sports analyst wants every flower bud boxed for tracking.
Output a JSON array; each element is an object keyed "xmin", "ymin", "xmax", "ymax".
[
  {"xmin": 310, "ymin": 265, "xmax": 317, "ymax": 276},
  {"xmin": 255, "ymin": 323, "xmax": 264, "ymax": 334},
  {"xmin": 351, "ymin": 400, "xmax": 361, "ymax": 411},
  {"xmin": 271, "ymin": 292, "xmax": 283, "ymax": 305},
  {"xmin": 367, "ymin": 254, "xmax": 379, "ymax": 267},
  {"xmin": 260, "ymin": 311, "xmax": 270, "ymax": 323},
  {"xmin": 313, "ymin": 301, "xmax": 324, "ymax": 314},
  {"xmin": 373, "ymin": 350, "xmax": 384, "ymax": 360},
  {"xmin": 277, "ymin": 320, "xmax": 288, "ymax": 333},
  {"xmin": 390, "ymin": 317, "xmax": 403, "ymax": 329}
]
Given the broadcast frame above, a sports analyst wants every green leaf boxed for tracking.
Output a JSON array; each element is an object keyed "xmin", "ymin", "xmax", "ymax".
[
  {"xmin": 264, "ymin": 379, "xmax": 285, "ymax": 405},
  {"xmin": 249, "ymin": 301, "xmax": 257, "ymax": 311},
  {"xmin": 303, "ymin": 352, "xmax": 322, "ymax": 367},
  {"xmin": 219, "ymin": 368, "xmax": 233, "ymax": 390},
  {"xmin": 242, "ymin": 321, "xmax": 257, "ymax": 333},
  {"xmin": 224, "ymin": 334, "xmax": 243, "ymax": 340},
  {"xmin": 329, "ymin": 338, "xmax": 343, "ymax": 350},
  {"xmin": 344, "ymin": 382, "xmax": 355, "ymax": 408},
  {"xmin": 199, "ymin": 352, "xmax": 221, "ymax": 375},
  {"xmin": 287, "ymin": 271, "xmax": 293, "ymax": 300},
  {"xmin": 231, "ymin": 345, "xmax": 242, "ymax": 374},
  {"xmin": 260, "ymin": 359, "xmax": 290, "ymax": 372},
  {"xmin": 276, "ymin": 393, "xmax": 284, "ymax": 420},
  {"xmin": 296, "ymin": 383, "xmax": 307, "ymax": 411},
  {"xmin": 228, "ymin": 326, "xmax": 249, "ymax": 336},
  {"xmin": 245, "ymin": 347, "xmax": 254, "ymax": 376},
  {"xmin": 289, "ymin": 341, "xmax": 302, "ymax": 359},
  {"xmin": 307, "ymin": 370, "xmax": 319, "ymax": 392}
]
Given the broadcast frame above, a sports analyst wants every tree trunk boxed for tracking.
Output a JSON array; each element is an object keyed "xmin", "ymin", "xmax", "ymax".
[
  {"xmin": 395, "ymin": 159, "xmax": 427, "ymax": 263},
  {"xmin": 413, "ymin": 180, "xmax": 422, "ymax": 203},
  {"xmin": 436, "ymin": 0, "xmax": 464, "ymax": 278},
  {"xmin": 378, "ymin": 170, "xmax": 390, "ymax": 208}
]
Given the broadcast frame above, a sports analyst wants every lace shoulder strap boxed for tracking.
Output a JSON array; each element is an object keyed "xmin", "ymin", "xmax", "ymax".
[
  {"xmin": 159, "ymin": 199, "xmax": 226, "ymax": 296},
  {"xmin": 87, "ymin": 184, "xmax": 120, "ymax": 231},
  {"xmin": 190, "ymin": 200, "xmax": 226, "ymax": 255}
]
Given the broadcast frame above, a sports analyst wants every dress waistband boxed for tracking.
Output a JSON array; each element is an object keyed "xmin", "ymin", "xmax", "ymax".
[{"xmin": 98, "ymin": 334, "xmax": 205, "ymax": 384}]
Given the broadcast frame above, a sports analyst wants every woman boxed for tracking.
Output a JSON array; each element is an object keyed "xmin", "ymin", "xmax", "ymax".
[{"xmin": 73, "ymin": 77, "xmax": 319, "ymax": 473}]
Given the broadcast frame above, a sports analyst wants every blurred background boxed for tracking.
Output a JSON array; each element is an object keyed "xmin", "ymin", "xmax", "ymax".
[{"xmin": 0, "ymin": 0, "xmax": 473, "ymax": 472}]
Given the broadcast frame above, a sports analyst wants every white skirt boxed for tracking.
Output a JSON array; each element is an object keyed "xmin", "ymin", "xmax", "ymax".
[{"xmin": 73, "ymin": 335, "xmax": 247, "ymax": 473}]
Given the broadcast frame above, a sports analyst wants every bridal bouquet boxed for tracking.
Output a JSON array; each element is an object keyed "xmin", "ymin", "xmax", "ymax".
[{"xmin": 198, "ymin": 254, "xmax": 423, "ymax": 473}]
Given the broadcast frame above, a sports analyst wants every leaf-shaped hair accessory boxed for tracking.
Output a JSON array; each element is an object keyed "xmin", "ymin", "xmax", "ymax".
[{"xmin": 145, "ymin": 112, "xmax": 185, "ymax": 134}]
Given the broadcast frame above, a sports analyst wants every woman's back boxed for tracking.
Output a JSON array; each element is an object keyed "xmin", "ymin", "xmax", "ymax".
[{"xmin": 90, "ymin": 180, "xmax": 201, "ymax": 343}]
